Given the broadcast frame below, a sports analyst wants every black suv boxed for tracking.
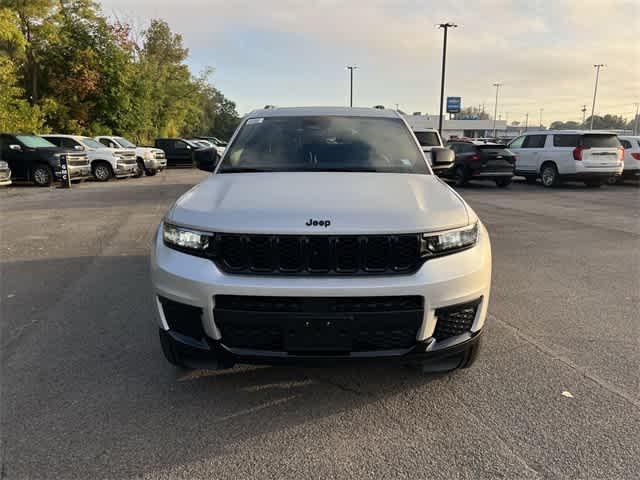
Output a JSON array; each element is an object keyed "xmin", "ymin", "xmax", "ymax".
[
  {"xmin": 444, "ymin": 140, "xmax": 516, "ymax": 188},
  {"xmin": 154, "ymin": 138, "xmax": 219, "ymax": 169},
  {"xmin": 0, "ymin": 134, "xmax": 91, "ymax": 186}
]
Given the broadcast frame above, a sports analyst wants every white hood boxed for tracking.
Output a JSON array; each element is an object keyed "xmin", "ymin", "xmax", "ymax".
[{"xmin": 167, "ymin": 172, "xmax": 472, "ymax": 235}]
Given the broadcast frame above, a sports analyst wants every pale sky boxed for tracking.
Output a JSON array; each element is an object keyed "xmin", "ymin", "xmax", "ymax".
[{"xmin": 99, "ymin": 0, "xmax": 639, "ymax": 124}]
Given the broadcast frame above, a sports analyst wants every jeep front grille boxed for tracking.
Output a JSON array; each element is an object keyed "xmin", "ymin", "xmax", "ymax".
[{"xmin": 207, "ymin": 234, "xmax": 422, "ymax": 276}]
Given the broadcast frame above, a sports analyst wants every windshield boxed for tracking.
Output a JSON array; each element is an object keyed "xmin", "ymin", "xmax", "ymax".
[
  {"xmin": 115, "ymin": 137, "xmax": 136, "ymax": 148},
  {"xmin": 219, "ymin": 116, "xmax": 428, "ymax": 174},
  {"xmin": 80, "ymin": 138, "xmax": 105, "ymax": 149},
  {"xmin": 17, "ymin": 135, "xmax": 56, "ymax": 148},
  {"xmin": 414, "ymin": 131, "xmax": 441, "ymax": 147}
]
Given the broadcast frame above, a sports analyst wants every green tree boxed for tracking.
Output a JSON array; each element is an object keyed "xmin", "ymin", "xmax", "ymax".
[{"xmin": 0, "ymin": 7, "xmax": 43, "ymax": 131}]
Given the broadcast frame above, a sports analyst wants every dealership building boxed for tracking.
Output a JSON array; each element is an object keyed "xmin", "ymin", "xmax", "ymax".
[{"xmin": 403, "ymin": 113, "xmax": 508, "ymax": 140}]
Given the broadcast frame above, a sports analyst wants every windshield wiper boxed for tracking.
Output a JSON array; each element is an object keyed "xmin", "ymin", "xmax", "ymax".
[{"xmin": 219, "ymin": 167, "xmax": 272, "ymax": 173}]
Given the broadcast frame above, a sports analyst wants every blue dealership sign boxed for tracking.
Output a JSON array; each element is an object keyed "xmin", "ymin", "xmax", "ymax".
[{"xmin": 446, "ymin": 96, "xmax": 461, "ymax": 113}]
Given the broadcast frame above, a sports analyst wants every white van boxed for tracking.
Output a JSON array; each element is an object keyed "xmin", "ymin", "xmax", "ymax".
[{"xmin": 508, "ymin": 131, "xmax": 623, "ymax": 187}]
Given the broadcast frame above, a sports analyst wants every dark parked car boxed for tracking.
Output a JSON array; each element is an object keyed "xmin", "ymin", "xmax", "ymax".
[
  {"xmin": 0, "ymin": 133, "xmax": 91, "ymax": 186},
  {"xmin": 154, "ymin": 138, "xmax": 219, "ymax": 168},
  {"xmin": 443, "ymin": 140, "xmax": 516, "ymax": 188}
]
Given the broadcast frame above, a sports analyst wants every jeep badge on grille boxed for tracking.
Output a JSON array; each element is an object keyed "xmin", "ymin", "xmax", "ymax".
[{"xmin": 306, "ymin": 218, "xmax": 331, "ymax": 227}]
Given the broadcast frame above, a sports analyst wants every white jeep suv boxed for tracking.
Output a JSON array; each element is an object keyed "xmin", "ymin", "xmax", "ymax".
[
  {"xmin": 508, "ymin": 130, "xmax": 623, "ymax": 187},
  {"xmin": 151, "ymin": 107, "xmax": 492, "ymax": 372}
]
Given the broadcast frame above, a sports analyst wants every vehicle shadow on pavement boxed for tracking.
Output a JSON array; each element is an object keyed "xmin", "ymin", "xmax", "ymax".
[{"xmin": 1, "ymin": 255, "xmax": 451, "ymax": 479}]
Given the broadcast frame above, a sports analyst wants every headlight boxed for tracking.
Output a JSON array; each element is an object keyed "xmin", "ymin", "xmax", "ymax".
[
  {"xmin": 421, "ymin": 223, "xmax": 478, "ymax": 257},
  {"xmin": 163, "ymin": 222, "xmax": 213, "ymax": 255}
]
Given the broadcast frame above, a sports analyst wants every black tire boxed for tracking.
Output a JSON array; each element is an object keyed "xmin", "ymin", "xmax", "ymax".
[
  {"xmin": 92, "ymin": 162, "xmax": 113, "ymax": 182},
  {"xmin": 605, "ymin": 176, "xmax": 620, "ymax": 186},
  {"xmin": 584, "ymin": 179, "xmax": 602, "ymax": 188},
  {"xmin": 413, "ymin": 339, "xmax": 482, "ymax": 373},
  {"xmin": 158, "ymin": 330, "xmax": 189, "ymax": 369},
  {"xmin": 523, "ymin": 175, "xmax": 537, "ymax": 184},
  {"xmin": 540, "ymin": 163, "xmax": 560, "ymax": 188},
  {"xmin": 495, "ymin": 177, "xmax": 512, "ymax": 188},
  {"xmin": 454, "ymin": 166, "xmax": 468, "ymax": 187},
  {"xmin": 32, "ymin": 164, "xmax": 53, "ymax": 187},
  {"xmin": 133, "ymin": 159, "xmax": 145, "ymax": 178},
  {"xmin": 145, "ymin": 169, "xmax": 158, "ymax": 177}
]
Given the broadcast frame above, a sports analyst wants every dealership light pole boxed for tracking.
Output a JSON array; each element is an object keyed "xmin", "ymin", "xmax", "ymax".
[
  {"xmin": 492, "ymin": 82, "xmax": 502, "ymax": 137},
  {"xmin": 437, "ymin": 22, "xmax": 457, "ymax": 135},
  {"xmin": 581, "ymin": 105, "xmax": 587, "ymax": 127},
  {"xmin": 346, "ymin": 66, "xmax": 358, "ymax": 107},
  {"xmin": 524, "ymin": 112, "xmax": 529, "ymax": 131},
  {"xmin": 633, "ymin": 102, "xmax": 639, "ymax": 136},
  {"xmin": 539, "ymin": 108, "xmax": 543, "ymax": 129},
  {"xmin": 590, "ymin": 64, "xmax": 605, "ymax": 130}
]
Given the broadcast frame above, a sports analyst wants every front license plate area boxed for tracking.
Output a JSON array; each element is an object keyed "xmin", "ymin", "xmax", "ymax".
[{"xmin": 284, "ymin": 316, "xmax": 352, "ymax": 352}]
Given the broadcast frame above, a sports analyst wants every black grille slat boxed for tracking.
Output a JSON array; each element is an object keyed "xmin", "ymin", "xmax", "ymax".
[{"xmin": 212, "ymin": 234, "xmax": 422, "ymax": 275}]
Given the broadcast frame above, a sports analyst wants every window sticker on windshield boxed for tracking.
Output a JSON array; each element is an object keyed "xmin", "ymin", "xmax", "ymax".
[
  {"xmin": 401, "ymin": 159, "xmax": 412, "ymax": 166},
  {"xmin": 246, "ymin": 118, "xmax": 264, "ymax": 125}
]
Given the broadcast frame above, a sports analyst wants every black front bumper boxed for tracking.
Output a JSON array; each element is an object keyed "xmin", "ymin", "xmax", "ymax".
[{"xmin": 159, "ymin": 328, "xmax": 483, "ymax": 370}]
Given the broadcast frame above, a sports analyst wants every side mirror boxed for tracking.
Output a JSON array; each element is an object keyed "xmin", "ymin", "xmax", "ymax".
[
  {"xmin": 186, "ymin": 145, "xmax": 192, "ymax": 150},
  {"xmin": 430, "ymin": 147, "xmax": 455, "ymax": 167},
  {"xmin": 9, "ymin": 144, "xmax": 22, "ymax": 152},
  {"xmin": 194, "ymin": 151, "xmax": 219, "ymax": 172},
  {"xmin": 74, "ymin": 145, "xmax": 84, "ymax": 151}
]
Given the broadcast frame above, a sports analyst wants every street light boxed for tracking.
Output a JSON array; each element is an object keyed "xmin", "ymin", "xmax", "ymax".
[
  {"xmin": 539, "ymin": 108, "xmax": 543, "ymax": 129},
  {"xmin": 437, "ymin": 22, "xmax": 458, "ymax": 135},
  {"xmin": 492, "ymin": 82, "xmax": 502, "ymax": 137},
  {"xmin": 346, "ymin": 66, "xmax": 358, "ymax": 107},
  {"xmin": 590, "ymin": 64, "xmax": 605, "ymax": 130}
]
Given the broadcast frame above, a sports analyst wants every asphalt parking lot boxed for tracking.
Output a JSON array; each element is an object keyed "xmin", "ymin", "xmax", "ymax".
[{"xmin": 1, "ymin": 171, "xmax": 639, "ymax": 479}]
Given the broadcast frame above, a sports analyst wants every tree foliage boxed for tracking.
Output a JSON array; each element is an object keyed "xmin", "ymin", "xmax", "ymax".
[
  {"xmin": 550, "ymin": 115, "xmax": 635, "ymax": 131},
  {"xmin": 0, "ymin": 1, "xmax": 239, "ymax": 141}
]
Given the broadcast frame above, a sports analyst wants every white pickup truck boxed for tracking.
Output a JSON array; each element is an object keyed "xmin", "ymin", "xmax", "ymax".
[
  {"xmin": 95, "ymin": 136, "xmax": 167, "ymax": 176},
  {"xmin": 42, "ymin": 134, "xmax": 138, "ymax": 181}
]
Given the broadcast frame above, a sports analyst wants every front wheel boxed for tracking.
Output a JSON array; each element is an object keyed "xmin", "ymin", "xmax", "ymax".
[
  {"xmin": 540, "ymin": 164, "xmax": 560, "ymax": 188},
  {"xmin": 93, "ymin": 162, "xmax": 113, "ymax": 182},
  {"xmin": 495, "ymin": 177, "xmax": 512, "ymax": 188},
  {"xmin": 145, "ymin": 169, "xmax": 158, "ymax": 177},
  {"xmin": 158, "ymin": 330, "xmax": 189, "ymax": 369},
  {"xmin": 133, "ymin": 160, "xmax": 145, "ymax": 178},
  {"xmin": 32, "ymin": 165, "xmax": 53, "ymax": 187},
  {"xmin": 454, "ymin": 166, "xmax": 468, "ymax": 187}
]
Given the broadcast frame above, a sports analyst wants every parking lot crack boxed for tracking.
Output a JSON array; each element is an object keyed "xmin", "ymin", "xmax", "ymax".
[{"xmin": 489, "ymin": 314, "xmax": 640, "ymax": 409}]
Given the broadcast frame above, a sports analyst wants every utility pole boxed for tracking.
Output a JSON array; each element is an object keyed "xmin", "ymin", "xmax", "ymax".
[
  {"xmin": 525, "ymin": 112, "xmax": 529, "ymax": 131},
  {"xmin": 590, "ymin": 64, "xmax": 605, "ymax": 130},
  {"xmin": 633, "ymin": 102, "xmax": 640, "ymax": 136},
  {"xmin": 492, "ymin": 82, "xmax": 502, "ymax": 137},
  {"xmin": 539, "ymin": 108, "xmax": 543, "ymax": 129},
  {"xmin": 581, "ymin": 105, "xmax": 587, "ymax": 127},
  {"xmin": 437, "ymin": 22, "xmax": 457, "ymax": 135},
  {"xmin": 346, "ymin": 66, "xmax": 358, "ymax": 107}
]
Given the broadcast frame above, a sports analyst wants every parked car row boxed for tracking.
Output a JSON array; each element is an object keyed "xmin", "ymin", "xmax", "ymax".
[
  {"xmin": 0, "ymin": 132, "xmax": 228, "ymax": 186},
  {"xmin": 413, "ymin": 127, "xmax": 637, "ymax": 188}
]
